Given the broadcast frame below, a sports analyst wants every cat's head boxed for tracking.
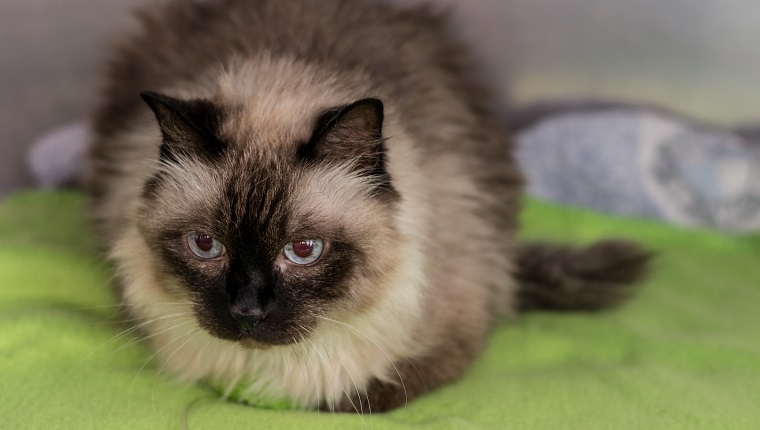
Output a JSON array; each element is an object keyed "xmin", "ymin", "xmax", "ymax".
[{"xmin": 135, "ymin": 91, "xmax": 402, "ymax": 347}]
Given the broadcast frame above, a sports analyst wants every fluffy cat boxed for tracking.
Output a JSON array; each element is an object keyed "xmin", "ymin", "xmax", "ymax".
[{"xmin": 86, "ymin": 0, "xmax": 650, "ymax": 412}]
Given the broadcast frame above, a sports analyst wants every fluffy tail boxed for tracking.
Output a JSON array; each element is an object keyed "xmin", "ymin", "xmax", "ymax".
[{"xmin": 515, "ymin": 240, "xmax": 653, "ymax": 312}]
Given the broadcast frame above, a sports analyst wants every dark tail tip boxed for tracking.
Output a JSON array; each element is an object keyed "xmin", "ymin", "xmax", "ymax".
[{"xmin": 515, "ymin": 239, "xmax": 654, "ymax": 312}]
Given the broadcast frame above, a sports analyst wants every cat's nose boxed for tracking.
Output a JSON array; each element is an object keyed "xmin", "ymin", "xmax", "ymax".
[{"xmin": 230, "ymin": 305, "xmax": 268, "ymax": 333}]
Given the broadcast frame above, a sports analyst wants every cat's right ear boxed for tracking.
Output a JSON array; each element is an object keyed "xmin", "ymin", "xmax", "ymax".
[{"xmin": 140, "ymin": 91, "xmax": 226, "ymax": 163}]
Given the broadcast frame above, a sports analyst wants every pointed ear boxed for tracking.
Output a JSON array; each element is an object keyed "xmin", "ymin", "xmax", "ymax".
[
  {"xmin": 140, "ymin": 91, "xmax": 226, "ymax": 162},
  {"xmin": 300, "ymin": 98, "xmax": 391, "ymax": 186}
]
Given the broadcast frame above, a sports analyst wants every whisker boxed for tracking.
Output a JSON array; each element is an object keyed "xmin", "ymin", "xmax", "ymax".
[
  {"xmin": 152, "ymin": 328, "xmax": 201, "ymax": 410},
  {"xmin": 320, "ymin": 339, "xmax": 371, "ymax": 427},
  {"xmin": 65, "ymin": 311, "xmax": 190, "ymax": 381},
  {"xmin": 97, "ymin": 306, "xmax": 191, "ymax": 325},
  {"xmin": 289, "ymin": 339, "xmax": 312, "ymax": 407},
  {"xmin": 294, "ymin": 326, "xmax": 334, "ymax": 422},
  {"xmin": 109, "ymin": 313, "xmax": 196, "ymax": 355},
  {"xmin": 317, "ymin": 316, "xmax": 408, "ymax": 410},
  {"xmin": 293, "ymin": 328, "xmax": 322, "ymax": 412},
  {"xmin": 127, "ymin": 320, "xmax": 196, "ymax": 415},
  {"xmin": 304, "ymin": 336, "xmax": 362, "ymax": 420},
  {"xmin": 56, "ymin": 303, "xmax": 129, "ymax": 310},
  {"xmin": 302, "ymin": 337, "xmax": 356, "ymax": 422},
  {"xmin": 97, "ymin": 301, "xmax": 197, "ymax": 327}
]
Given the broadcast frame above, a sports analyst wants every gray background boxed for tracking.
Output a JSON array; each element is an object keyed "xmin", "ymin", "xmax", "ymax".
[{"xmin": 2, "ymin": 0, "xmax": 759, "ymax": 196}]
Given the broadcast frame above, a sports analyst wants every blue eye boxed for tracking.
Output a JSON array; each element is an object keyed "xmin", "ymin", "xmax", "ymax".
[
  {"xmin": 187, "ymin": 233, "xmax": 225, "ymax": 259},
  {"xmin": 283, "ymin": 239, "xmax": 324, "ymax": 265}
]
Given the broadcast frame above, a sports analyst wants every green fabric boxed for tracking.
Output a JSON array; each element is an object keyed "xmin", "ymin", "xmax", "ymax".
[{"xmin": 2, "ymin": 191, "xmax": 759, "ymax": 429}]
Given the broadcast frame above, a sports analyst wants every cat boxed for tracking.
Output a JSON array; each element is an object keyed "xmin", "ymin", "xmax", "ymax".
[{"xmin": 86, "ymin": 0, "xmax": 651, "ymax": 413}]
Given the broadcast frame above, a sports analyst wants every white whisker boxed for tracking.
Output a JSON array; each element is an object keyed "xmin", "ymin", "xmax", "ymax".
[
  {"xmin": 320, "ymin": 339, "xmax": 371, "ymax": 428},
  {"xmin": 317, "ymin": 316, "xmax": 408, "ymax": 409},
  {"xmin": 109, "ymin": 313, "xmax": 195, "ymax": 355},
  {"xmin": 127, "ymin": 320, "xmax": 195, "ymax": 415},
  {"xmin": 293, "ymin": 329, "xmax": 324, "ymax": 413},
  {"xmin": 152, "ymin": 328, "xmax": 201, "ymax": 410},
  {"xmin": 304, "ymin": 336, "xmax": 363, "ymax": 421}
]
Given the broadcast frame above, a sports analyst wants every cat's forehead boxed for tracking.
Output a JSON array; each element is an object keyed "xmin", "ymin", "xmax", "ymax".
[
  {"xmin": 212, "ymin": 56, "xmax": 366, "ymax": 151},
  {"xmin": 215, "ymin": 151, "xmax": 293, "ymax": 235},
  {"xmin": 209, "ymin": 152, "xmax": 387, "ymax": 240},
  {"xmin": 218, "ymin": 104, "xmax": 314, "ymax": 153}
]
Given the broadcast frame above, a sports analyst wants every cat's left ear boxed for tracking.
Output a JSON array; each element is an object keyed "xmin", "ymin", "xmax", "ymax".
[
  {"xmin": 140, "ymin": 91, "xmax": 226, "ymax": 163},
  {"xmin": 301, "ymin": 98, "xmax": 393, "ymax": 191}
]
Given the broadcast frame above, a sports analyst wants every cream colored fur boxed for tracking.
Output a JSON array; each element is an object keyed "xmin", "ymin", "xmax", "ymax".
[
  {"xmin": 99, "ymin": 49, "xmax": 516, "ymax": 410},
  {"xmin": 103, "ymin": 56, "xmax": 433, "ymax": 408}
]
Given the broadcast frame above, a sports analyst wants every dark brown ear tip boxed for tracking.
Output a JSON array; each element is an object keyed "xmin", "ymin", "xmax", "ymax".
[
  {"xmin": 139, "ymin": 90, "xmax": 160, "ymax": 103},
  {"xmin": 139, "ymin": 90, "xmax": 179, "ymax": 109},
  {"xmin": 354, "ymin": 97, "xmax": 383, "ymax": 106},
  {"xmin": 351, "ymin": 98, "xmax": 384, "ymax": 116},
  {"xmin": 139, "ymin": 91, "xmax": 168, "ymax": 113}
]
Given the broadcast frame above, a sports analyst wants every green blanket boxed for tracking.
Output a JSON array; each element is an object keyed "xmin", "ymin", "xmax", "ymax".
[{"xmin": 2, "ymin": 191, "xmax": 759, "ymax": 429}]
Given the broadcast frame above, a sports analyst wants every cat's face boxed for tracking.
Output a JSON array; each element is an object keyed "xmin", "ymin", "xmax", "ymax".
[{"xmin": 135, "ymin": 92, "xmax": 400, "ymax": 347}]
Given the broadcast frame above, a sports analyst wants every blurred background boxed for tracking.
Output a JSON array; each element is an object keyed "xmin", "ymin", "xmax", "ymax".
[{"xmin": 1, "ymin": 0, "xmax": 759, "ymax": 197}]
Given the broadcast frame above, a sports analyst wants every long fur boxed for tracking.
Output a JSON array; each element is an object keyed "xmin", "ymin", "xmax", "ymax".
[
  {"xmin": 515, "ymin": 240, "xmax": 653, "ymax": 311},
  {"xmin": 86, "ymin": 0, "xmax": 650, "ymax": 413}
]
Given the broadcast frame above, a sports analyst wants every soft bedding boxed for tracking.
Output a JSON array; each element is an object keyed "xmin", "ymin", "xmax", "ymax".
[{"xmin": 2, "ymin": 191, "xmax": 759, "ymax": 429}]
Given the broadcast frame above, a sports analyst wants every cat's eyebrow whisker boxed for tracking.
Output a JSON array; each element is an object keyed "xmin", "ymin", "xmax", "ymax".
[{"xmin": 317, "ymin": 316, "xmax": 408, "ymax": 410}]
